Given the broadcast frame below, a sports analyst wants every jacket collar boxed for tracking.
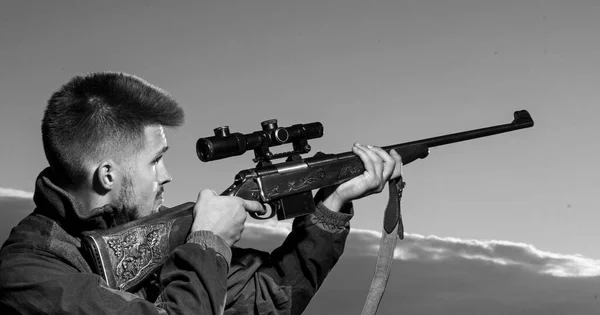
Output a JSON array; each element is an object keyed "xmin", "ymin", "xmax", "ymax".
[{"xmin": 33, "ymin": 168, "xmax": 133, "ymax": 235}]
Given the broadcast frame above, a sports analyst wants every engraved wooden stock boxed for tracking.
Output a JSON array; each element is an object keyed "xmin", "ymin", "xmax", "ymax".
[{"xmin": 81, "ymin": 202, "xmax": 195, "ymax": 291}]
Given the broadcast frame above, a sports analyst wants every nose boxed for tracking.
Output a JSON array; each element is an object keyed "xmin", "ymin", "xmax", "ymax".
[{"xmin": 158, "ymin": 164, "xmax": 172, "ymax": 186}]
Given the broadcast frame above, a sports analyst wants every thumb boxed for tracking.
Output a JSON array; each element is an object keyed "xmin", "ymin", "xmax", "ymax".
[{"xmin": 197, "ymin": 189, "xmax": 218, "ymax": 201}]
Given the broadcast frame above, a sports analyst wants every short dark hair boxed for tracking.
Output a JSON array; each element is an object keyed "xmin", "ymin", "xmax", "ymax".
[{"xmin": 42, "ymin": 72, "xmax": 184, "ymax": 186}]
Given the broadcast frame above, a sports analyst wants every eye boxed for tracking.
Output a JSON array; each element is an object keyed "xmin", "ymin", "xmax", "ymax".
[{"xmin": 153, "ymin": 156, "xmax": 163, "ymax": 164}]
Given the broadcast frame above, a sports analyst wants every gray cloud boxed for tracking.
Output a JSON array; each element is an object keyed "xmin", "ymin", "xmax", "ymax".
[
  {"xmin": 0, "ymin": 187, "xmax": 33, "ymax": 199},
  {"xmin": 240, "ymin": 222, "xmax": 600, "ymax": 314},
  {"xmin": 0, "ymin": 189, "xmax": 35, "ymax": 244},
  {"xmin": 242, "ymin": 222, "xmax": 600, "ymax": 278}
]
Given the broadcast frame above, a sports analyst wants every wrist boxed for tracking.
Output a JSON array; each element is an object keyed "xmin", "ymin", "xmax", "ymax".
[{"xmin": 322, "ymin": 191, "xmax": 347, "ymax": 212}]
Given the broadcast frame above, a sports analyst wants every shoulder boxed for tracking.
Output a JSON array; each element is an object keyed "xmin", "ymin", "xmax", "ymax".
[
  {"xmin": 2, "ymin": 213, "xmax": 58, "ymax": 257},
  {"xmin": 1, "ymin": 212, "xmax": 90, "ymax": 273},
  {"xmin": 0, "ymin": 218, "xmax": 98, "ymax": 313},
  {"xmin": 0, "ymin": 213, "xmax": 81, "ymax": 281}
]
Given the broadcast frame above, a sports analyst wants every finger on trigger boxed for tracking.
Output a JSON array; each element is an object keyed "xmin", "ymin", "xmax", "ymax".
[{"xmin": 244, "ymin": 200, "xmax": 267, "ymax": 215}]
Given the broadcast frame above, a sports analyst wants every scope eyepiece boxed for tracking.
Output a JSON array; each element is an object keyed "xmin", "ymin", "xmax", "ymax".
[{"xmin": 196, "ymin": 120, "xmax": 323, "ymax": 162}]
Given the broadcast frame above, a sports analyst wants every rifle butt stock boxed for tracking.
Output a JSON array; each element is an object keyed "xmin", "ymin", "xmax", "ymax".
[{"xmin": 81, "ymin": 202, "xmax": 195, "ymax": 291}]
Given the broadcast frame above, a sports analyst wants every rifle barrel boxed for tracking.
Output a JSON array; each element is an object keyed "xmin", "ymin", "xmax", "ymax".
[{"xmin": 334, "ymin": 110, "xmax": 534, "ymax": 160}]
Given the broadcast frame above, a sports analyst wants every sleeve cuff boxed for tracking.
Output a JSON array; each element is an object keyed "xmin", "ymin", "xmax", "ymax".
[
  {"xmin": 313, "ymin": 201, "xmax": 354, "ymax": 228},
  {"xmin": 186, "ymin": 230, "xmax": 232, "ymax": 267}
]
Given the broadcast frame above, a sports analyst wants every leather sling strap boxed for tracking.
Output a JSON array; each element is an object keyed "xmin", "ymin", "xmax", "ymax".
[{"xmin": 361, "ymin": 178, "xmax": 405, "ymax": 315}]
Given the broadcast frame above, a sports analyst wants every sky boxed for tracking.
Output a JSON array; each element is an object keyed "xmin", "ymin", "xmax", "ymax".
[{"xmin": 1, "ymin": 0, "xmax": 599, "ymax": 312}]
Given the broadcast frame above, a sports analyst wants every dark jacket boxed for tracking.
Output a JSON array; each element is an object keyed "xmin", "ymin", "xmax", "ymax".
[{"xmin": 0, "ymin": 169, "xmax": 353, "ymax": 314}]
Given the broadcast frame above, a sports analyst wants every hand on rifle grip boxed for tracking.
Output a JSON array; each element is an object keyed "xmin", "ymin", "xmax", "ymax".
[
  {"xmin": 249, "ymin": 203, "xmax": 277, "ymax": 220},
  {"xmin": 192, "ymin": 189, "xmax": 266, "ymax": 246}
]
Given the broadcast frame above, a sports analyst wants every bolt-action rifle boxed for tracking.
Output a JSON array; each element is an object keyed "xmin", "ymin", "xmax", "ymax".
[{"xmin": 81, "ymin": 110, "xmax": 534, "ymax": 298}]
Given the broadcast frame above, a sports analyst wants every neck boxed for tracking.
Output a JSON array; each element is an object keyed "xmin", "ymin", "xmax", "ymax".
[{"xmin": 65, "ymin": 183, "xmax": 112, "ymax": 214}]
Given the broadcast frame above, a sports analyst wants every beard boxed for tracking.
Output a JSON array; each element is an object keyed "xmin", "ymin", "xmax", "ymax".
[
  {"xmin": 114, "ymin": 173, "xmax": 141, "ymax": 221},
  {"xmin": 114, "ymin": 172, "xmax": 163, "ymax": 221}
]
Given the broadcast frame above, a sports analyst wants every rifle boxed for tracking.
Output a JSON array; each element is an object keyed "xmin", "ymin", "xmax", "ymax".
[{"xmin": 81, "ymin": 110, "xmax": 534, "ymax": 294}]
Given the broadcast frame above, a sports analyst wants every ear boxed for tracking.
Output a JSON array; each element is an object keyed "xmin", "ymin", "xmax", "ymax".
[{"xmin": 94, "ymin": 160, "xmax": 116, "ymax": 192}]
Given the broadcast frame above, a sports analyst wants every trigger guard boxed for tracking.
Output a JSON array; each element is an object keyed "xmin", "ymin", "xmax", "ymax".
[{"xmin": 249, "ymin": 203, "xmax": 277, "ymax": 220}]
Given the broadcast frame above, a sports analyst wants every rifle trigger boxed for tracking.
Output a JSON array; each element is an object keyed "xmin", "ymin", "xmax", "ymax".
[{"xmin": 249, "ymin": 203, "xmax": 277, "ymax": 220}]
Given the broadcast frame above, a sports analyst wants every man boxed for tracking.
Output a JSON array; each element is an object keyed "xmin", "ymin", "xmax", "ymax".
[{"xmin": 0, "ymin": 72, "xmax": 403, "ymax": 314}]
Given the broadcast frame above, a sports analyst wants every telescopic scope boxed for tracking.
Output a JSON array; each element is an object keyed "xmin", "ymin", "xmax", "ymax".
[{"xmin": 197, "ymin": 119, "xmax": 323, "ymax": 162}]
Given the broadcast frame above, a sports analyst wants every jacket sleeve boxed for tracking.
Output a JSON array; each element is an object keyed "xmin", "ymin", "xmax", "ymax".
[
  {"xmin": 225, "ymin": 194, "xmax": 354, "ymax": 315},
  {"xmin": 0, "ymin": 231, "xmax": 229, "ymax": 315}
]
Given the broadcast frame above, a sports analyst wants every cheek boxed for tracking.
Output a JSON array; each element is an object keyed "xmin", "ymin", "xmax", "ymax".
[
  {"xmin": 140, "ymin": 166, "xmax": 159, "ymax": 195},
  {"xmin": 150, "ymin": 164, "xmax": 159, "ymax": 180},
  {"xmin": 150, "ymin": 166, "xmax": 160, "ymax": 190}
]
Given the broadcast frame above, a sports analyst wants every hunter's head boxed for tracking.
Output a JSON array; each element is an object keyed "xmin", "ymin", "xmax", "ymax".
[{"xmin": 42, "ymin": 72, "xmax": 184, "ymax": 219}]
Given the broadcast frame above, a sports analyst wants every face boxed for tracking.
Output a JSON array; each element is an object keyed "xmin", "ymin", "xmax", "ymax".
[{"xmin": 115, "ymin": 125, "xmax": 172, "ymax": 219}]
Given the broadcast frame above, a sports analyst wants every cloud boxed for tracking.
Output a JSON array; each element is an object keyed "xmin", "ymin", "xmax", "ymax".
[
  {"xmin": 242, "ymin": 222, "xmax": 600, "ymax": 278},
  {"xmin": 0, "ymin": 188, "xmax": 35, "ymax": 243},
  {"xmin": 399, "ymin": 234, "xmax": 600, "ymax": 277},
  {"xmin": 0, "ymin": 187, "xmax": 34, "ymax": 199},
  {"xmin": 239, "ymin": 221, "xmax": 600, "ymax": 315}
]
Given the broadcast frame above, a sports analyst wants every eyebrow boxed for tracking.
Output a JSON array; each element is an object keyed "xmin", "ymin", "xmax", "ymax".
[{"xmin": 152, "ymin": 146, "xmax": 169, "ymax": 161}]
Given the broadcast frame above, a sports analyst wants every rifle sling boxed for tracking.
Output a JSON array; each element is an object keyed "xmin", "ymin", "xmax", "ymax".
[{"xmin": 361, "ymin": 178, "xmax": 405, "ymax": 315}]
